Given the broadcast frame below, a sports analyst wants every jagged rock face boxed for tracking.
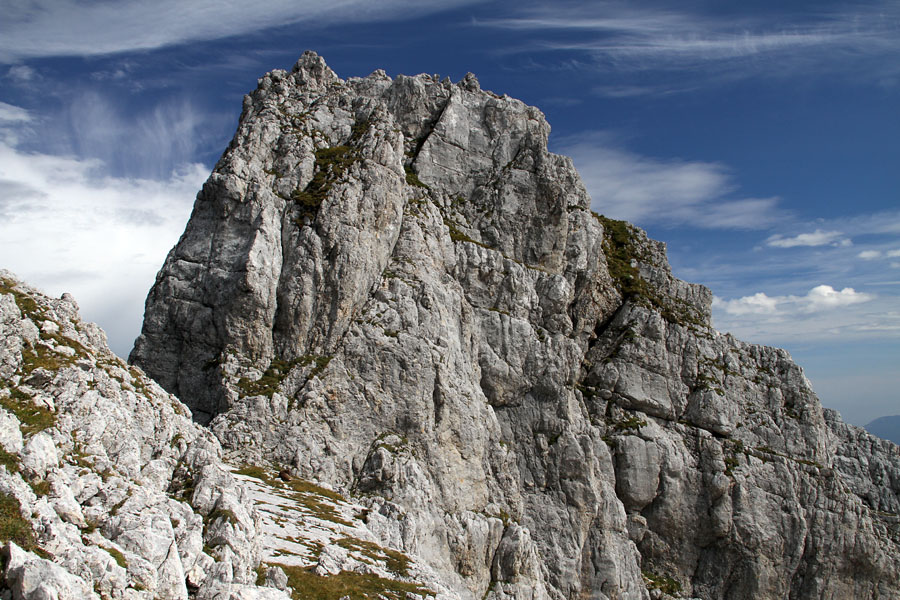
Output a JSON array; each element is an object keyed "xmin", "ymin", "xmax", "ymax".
[
  {"xmin": 132, "ymin": 52, "xmax": 900, "ymax": 599},
  {"xmin": 0, "ymin": 273, "xmax": 289, "ymax": 599}
]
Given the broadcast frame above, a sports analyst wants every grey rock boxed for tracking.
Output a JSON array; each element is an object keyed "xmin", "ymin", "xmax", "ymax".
[
  {"xmin": 116, "ymin": 53, "xmax": 900, "ymax": 599},
  {"xmin": 0, "ymin": 273, "xmax": 280, "ymax": 599}
]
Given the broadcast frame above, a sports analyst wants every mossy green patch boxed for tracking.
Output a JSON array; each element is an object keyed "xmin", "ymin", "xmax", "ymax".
[
  {"xmin": 404, "ymin": 166, "xmax": 429, "ymax": 189},
  {"xmin": 336, "ymin": 537, "xmax": 411, "ymax": 577},
  {"xmin": 100, "ymin": 544, "xmax": 128, "ymax": 569},
  {"xmin": 643, "ymin": 570, "xmax": 682, "ymax": 595},
  {"xmin": 271, "ymin": 563, "xmax": 432, "ymax": 600},
  {"xmin": 293, "ymin": 145, "xmax": 358, "ymax": 222},
  {"xmin": 443, "ymin": 219, "xmax": 490, "ymax": 249},
  {"xmin": 593, "ymin": 213, "xmax": 703, "ymax": 327},
  {"xmin": 0, "ymin": 492, "xmax": 38, "ymax": 551},
  {"xmin": 0, "ymin": 278, "xmax": 44, "ymax": 320},
  {"xmin": 0, "ymin": 383, "xmax": 55, "ymax": 436},
  {"xmin": 0, "ymin": 447, "xmax": 19, "ymax": 474},
  {"xmin": 237, "ymin": 354, "xmax": 332, "ymax": 398}
]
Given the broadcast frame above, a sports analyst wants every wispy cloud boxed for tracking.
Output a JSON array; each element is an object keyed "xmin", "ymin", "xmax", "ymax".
[
  {"xmin": 766, "ymin": 229, "xmax": 851, "ymax": 248},
  {"xmin": 479, "ymin": 2, "xmax": 900, "ymax": 83},
  {"xmin": 0, "ymin": 0, "xmax": 482, "ymax": 62},
  {"xmin": 555, "ymin": 133, "xmax": 783, "ymax": 229},
  {"xmin": 0, "ymin": 101, "xmax": 32, "ymax": 122},
  {"xmin": 0, "ymin": 104, "xmax": 207, "ymax": 356}
]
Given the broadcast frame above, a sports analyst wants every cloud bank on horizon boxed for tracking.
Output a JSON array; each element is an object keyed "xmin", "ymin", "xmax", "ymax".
[{"xmin": 1, "ymin": 0, "xmax": 897, "ymax": 425}]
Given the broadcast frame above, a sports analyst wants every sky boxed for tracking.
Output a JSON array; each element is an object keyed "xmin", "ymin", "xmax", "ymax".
[{"xmin": 0, "ymin": 0, "xmax": 897, "ymax": 426}]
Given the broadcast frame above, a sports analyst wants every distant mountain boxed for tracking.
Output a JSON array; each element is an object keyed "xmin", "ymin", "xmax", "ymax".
[{"xmin": 866, "ymin": 415, "xmax": 900, "ymax": 444}]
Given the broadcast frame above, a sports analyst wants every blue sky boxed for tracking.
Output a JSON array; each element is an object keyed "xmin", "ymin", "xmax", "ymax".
[{"xmin": 1, "ymin": 0, "xmax": 897, "ymax": 426}]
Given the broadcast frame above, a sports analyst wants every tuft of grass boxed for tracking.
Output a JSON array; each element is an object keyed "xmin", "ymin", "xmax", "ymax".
[
  {"xmin": 593, "ymin": 213, "xmax": 703, "ymax": 327},
  {"xmin": 0, "ymin": 447, "xmax": 20, "ymax": 474},
  {"xmin": 207, "ymin": 507, "xmax": 238, "ymax": 525},
  {"xmin": 0, "ymin": 278, "xmax": 44, "ymax": 320},
  {"xmin": 293, "ymin": 146, "xmax": 358, "ymax": 222},
  {"xmin": 100, "ymin": 544, "xmax": 128, "ymax": 569},
  {"xmin": 29, "ymin": 479, "xmax": 50, "ymax": 497},
  {"xmin": 0, "ymin": 492, "xmax": 38, "ymax": 551},
  {"xmin": 0, "ymin": 384, "xmax": 56, "ymax": 436},
  {"xmin": 643, "ymin": 570, "xmax": 682, "ymax": 595},
  {"xmin": 443, "ymin": 219, "xmax": 490, "ymax": 249},
  {"xmin": 404, "ymin": 166, "xmax": 429, "ymax": 189},
  {"xmin": 611, "ymin": 415, "xmax": 648, "ymax": 433},
  {"xmin": 336, "ymin": 537, "xmax": 411, "ymax": 577},
  {"xmin": 237, "ymin": 354, "xmax": 332, "ymax": 398},
  {"xmin": 271, "ymin": 563, "xmax": 432, "ymax": 600}
]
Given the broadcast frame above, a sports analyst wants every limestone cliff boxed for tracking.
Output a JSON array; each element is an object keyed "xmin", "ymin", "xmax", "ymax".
[{"xmin": 130, "ymin": 52, "xmax": 900, "ymax": 599}]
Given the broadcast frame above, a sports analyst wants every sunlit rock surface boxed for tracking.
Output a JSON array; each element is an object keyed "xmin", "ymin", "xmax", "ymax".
[{"xmin": 119, "ymin": 52, "xmax": 900, "ymax": 599}]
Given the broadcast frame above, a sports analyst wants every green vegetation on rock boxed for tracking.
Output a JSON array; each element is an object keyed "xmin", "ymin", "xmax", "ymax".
[
  {"xmin": 293, "ymin": 145, "xmax": 358, "ymax": 222},
  {"xmin": 0, "ymin": 492, "xmax": 38, "ymax": 551},
  {"xmin": 269, "ymin": 563, "xmax": 432, "ymax": 600}
]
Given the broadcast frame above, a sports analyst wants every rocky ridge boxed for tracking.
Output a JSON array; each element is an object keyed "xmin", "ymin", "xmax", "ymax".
[
  {"xmin": 48, "ymin": 51, "xmax": 900, "ymax": 599},
  {"xmin": 0, "ymin": 272, "xmax": 284, "ymax": 599},
  {"xmin": 0, "ymin": 273, "xmax": 456, "ymax": 600}
]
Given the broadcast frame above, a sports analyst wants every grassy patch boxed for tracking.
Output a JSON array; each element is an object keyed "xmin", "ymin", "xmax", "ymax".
[
  {"xmin": 100, "ymin": 544, "xmax": 128, "ymax": 569},
  {"xmin": 443, "ymin": 219, "xmax": 490, "ymax": 249},
  {"xmin": 237, "ymin": 354, "xmax": 332, "ymax": 398},
  {"xmin": 0, "ymin": 447, "xmax": 20, "ymax": 473},
  {"xmin": 0, "ymin": 384, "xmax": 56, "ymax": 436},
  {"xmin": 0, "ymin": 492, "xmax": 38, "ymax": 551},
  {"xmin": 272, "ymin": 563, "xmax": 432, "ymax": 600},
  {"xmin": 207, "ymin": 507, "xmax": 238, "ymax": 525},
  {"xmin": 234, "ymin": 465, "xmax": 349, "ymax": 525},
  {"xmin": 293, "ymin": 146, "xmax": 358, "ymax": 222},
  {"xmin": 404, "ymin": 166, "xmax": 429, "ymax": 189},
  {"xmin": 611, "ymin": 414, "xmax": 648, "ymax": 433},
  {"xmin": 336, "ymin": 537, "xmax": 411, "ymax": 577},
  {"xmin": 643, "ymin": 570, "xmax": 682, "ymax": 595},
  {"xmin": 593, "ymin": 213, "xmax": 703, "ymax": 327},
  {"xmin": 29, "ymin": 479, "xmax": 50, "ymax": 497},
  {"xmin": 0, "ymin": 278, "xmax": 44, "ymax": 320}
]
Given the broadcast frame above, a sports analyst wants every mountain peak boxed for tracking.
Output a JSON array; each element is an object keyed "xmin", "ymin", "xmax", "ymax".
[{"xmin": 126, "ymin": 55, "xmax": 900, "ymax": 599}]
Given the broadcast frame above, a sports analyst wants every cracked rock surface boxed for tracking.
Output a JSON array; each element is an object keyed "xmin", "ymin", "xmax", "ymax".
[
  {"xmin": 124, "ymin": 51, "xmax": 900, "ymax": 599},
  {"xmin": 0, "ymin": 273, "xmax": 289, "ymax": 600}
]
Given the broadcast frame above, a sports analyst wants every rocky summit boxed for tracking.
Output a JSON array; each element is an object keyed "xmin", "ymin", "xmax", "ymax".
[{"xmin": 2, "ymin": 52, "xmax": 899, "ymax": 599}]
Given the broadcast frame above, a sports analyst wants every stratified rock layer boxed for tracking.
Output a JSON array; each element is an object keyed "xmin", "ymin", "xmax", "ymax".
[{"xmin": 132, "ymin": 52, "xmax": 900, "ymax": 599}]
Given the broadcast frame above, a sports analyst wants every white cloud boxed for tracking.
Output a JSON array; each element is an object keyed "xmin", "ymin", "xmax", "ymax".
[
  {"xmin": 715, "ymin": 285, "xmax": 872, "ymax": 316},
  {"xmin": 556, "ymin": 133, "xmax": 782, "ymax": 229},
  {"xmin": 859, "ymin": 250, "xmax": 882, "ymax": 259},
  {"xmin": 766, "ymin": 229, "xmax": 850, "ymax": 248},
  {"xmin": 0, "ymin": 0, "xmax": 482, "ymax": 62},
  {"xmin": 888, "ymin": 249, "xmax": 900, "ymax": 258},
  {"xmin": 0, "ymin": 107, "xmax": 206, "ymax": 357},
  {"xmin": 804, "ymin": 285, "xmax": 871, "ymax": 310},
  {"xmin": 712, "ymin": 292, "xmax": 778, "ymax": 315},
  {"xmin": 712, "ymin": 285, "xmax": 883, "ymax": 346}
]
